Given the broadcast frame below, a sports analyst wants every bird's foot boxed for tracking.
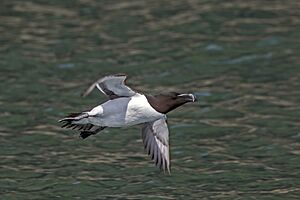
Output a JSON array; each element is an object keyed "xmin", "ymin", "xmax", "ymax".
[{"xmin": 80, "ymin": 131, "xmax": 95, "ymax": 139}]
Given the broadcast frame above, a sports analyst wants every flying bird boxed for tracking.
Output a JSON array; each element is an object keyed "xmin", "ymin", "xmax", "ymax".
[{"xmin": 59, "ymin": 74, "xmax": 197, "ymax": 173}]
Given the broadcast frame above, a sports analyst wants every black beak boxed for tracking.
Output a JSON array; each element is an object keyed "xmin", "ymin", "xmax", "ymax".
[{"xmin": 178, "ymin": 94, "xmax": 197, "ymax": 102}]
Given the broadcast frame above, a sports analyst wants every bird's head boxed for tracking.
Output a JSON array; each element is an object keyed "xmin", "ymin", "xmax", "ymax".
[{"xmin": 147, "ymin": 92, "xmax": 197, "ymax": 114}]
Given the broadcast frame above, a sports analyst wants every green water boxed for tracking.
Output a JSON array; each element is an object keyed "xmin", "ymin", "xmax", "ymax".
[{"xmin": 1, "ymin": 0, "xmax": 300, "ymax": 199}]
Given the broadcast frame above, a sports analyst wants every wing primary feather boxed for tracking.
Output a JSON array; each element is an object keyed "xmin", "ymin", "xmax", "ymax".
[
  {"xmin": 81, "ymin": 83, "xmax": 96, "ymax": 97},
  {"xmin": 150, "ymin": 136, "xmax": 155, "ymax": 159},
  {"xmin": 156, "ymin": 140, "xmax": 162, "ymax": 169},
  {"xmin": 146, "ymin": 131, "xmax": 153, "ymax": 155},
  {"xmin": 61, "ymin": 123, "xmax": 69, "ymax": 128},
  {"xmin": 154, "ymin": 144, "xmax": 158, "ymax": 166},
  {"xmin": 81, "ymin": 74, "xmax": 136, "ymax": 99},
  {"xmin": 66, "ymin": 124, "xmax": 74, "ymax": 128},
  {"xmin": 141, "ymin": 118, "xmax": 170, "ymax": 174}
]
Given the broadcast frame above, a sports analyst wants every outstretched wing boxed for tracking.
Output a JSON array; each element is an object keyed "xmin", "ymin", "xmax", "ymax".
[
  {"xmin": 142, "ymin": 118, "xmax": 170, "ymax": 174},
  {"xmin": 82, "ymin": 74, "xmax": 136, "ymax": 99}
]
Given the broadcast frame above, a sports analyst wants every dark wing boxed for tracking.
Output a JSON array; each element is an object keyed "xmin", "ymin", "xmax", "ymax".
[
  {"xmin": 142, "ymin": 118, "xmax": 170, "ymax": 174},
  {"xmin": 82, "ymin": 74, "xmax": 136, "ymax": 99}
]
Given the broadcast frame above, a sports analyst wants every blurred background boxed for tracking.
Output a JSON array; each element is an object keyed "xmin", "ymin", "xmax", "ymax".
[{"xmin": 1, "ymin": 0, "xmax": 300, "ymax": 199}]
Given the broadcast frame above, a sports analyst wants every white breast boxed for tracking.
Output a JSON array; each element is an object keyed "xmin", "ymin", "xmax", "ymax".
[{"xmin": 125, "ymin": 94, "xmax": 164, "ymax": 126}]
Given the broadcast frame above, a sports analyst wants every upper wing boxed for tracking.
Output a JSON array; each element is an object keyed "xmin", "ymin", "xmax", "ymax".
[
  {"xmin": 82, "ymin": 74, "xmax": 136, "ymax": 99},
  {"xmin": 142, "ymin": 118, "xmax": 170, "ymax": 174}
]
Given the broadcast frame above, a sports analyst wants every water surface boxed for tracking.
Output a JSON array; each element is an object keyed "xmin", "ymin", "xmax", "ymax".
[{"xmin": 1, "ymin": 0, "xmax": 300, "ymax": 199}]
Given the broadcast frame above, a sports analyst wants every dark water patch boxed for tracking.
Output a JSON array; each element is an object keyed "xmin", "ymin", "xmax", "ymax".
[
  {"xmin": 205, "ymin": 44, "xmax": 224, "ymax": 52},
  {"xmin": 257, "ymin": 36, "xmax": 282, "ymax": 47}
]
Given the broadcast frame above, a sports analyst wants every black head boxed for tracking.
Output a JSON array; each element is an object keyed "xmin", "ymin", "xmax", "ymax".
[{"xmin": 146, "ymin": 92, "xmax": 197, "ymax": 114}]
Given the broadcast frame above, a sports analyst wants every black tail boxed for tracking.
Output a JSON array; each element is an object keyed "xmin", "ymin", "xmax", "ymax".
[
  {"xmin": 59, "ymin": 112, "xmax": 88, "ymax": 122},
  {"xmin": 59, "ymin": 112, "xmax": 106, "ymax": 139},
  {"xmin": 58, "ymin": 112, "xmax": 89, "ymax": 129}
]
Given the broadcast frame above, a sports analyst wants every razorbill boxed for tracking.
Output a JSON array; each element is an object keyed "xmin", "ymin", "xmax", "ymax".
[{"xmin": 59, "ymin": 74, "xmax": 197, "ymax": 173}]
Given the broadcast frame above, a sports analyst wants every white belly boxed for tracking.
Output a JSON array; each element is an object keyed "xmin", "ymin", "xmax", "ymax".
[{"xmin": 87, "ymin": 94, "xmax": 164, "ymax": 127}]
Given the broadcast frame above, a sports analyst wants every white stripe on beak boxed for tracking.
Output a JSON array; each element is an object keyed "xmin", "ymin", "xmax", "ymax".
[{"xmin": 178, "ymin": 94, "xmax": 196, "ymax": 102}]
